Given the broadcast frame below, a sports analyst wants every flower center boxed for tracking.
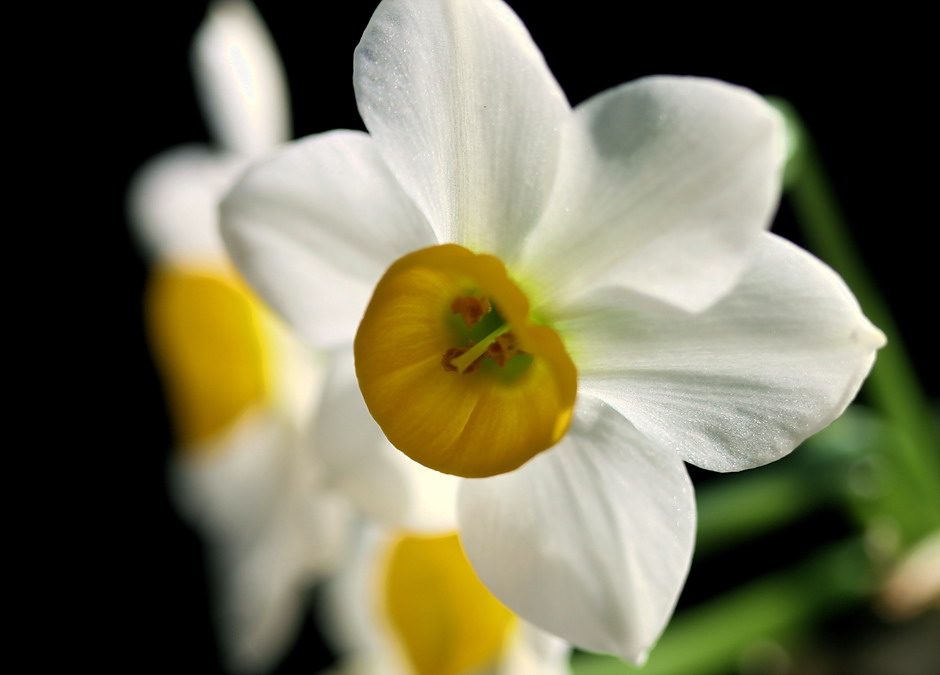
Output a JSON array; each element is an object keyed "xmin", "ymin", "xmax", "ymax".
[
  {"xmin": 354, "ymin": 244, "xmax": 576, "ymax": 478},
  {"xmin": 441, "ymin": 294, "xmax": 526, "ymax": 374},
  {"xmin": 147, "ymin": 266, "xmax": 272, "ymax": 449}
]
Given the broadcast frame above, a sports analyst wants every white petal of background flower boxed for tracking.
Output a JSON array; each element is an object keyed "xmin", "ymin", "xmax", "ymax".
[
  {"xmin": 498, "ymin": 621, "xmax": 572, "ymax": 675},
  {"xmin": 319, "ymin": 524, "xmax": 413, "ymax": 675},
  {"xmin": 222, "ymin": 130, "xmax": 438, "ymax": 349},
  {"xmin": 127, "ymin": 146, "xmax": 247, "ymax": 262},
  {"xmin": 562, "ymin": 233, "xmax": 886, "ymax": 472},
  {"xmin": 354, "ymin": 0, "xmax": 568, "ymax": 257},
  {"xmin": 519, "ymin": 76, "xmax": 785, "ymax": 313},
  {"xmin": 172, "ymin": 413, "xmax": 291, "ymax": 538},
  {"xmin": 458, "ymin": 397, "xmax": 696, "ymax": 662},
  {"xmin": 172, "ymin": 411, "xmax": 354, "ymax": 674},
  {"xmin": 320, "ymin": 522, "xmax": 573, "ymax": 675},
  {"xmin": 193, "ymin": 0, "xmax": 291, "ymax": 156},
  {"xmin": 312, "ymin": 350, "xmax": 460, "ymax": 532},
  {"xmin": 130, "ymin": 3, "xmax": 361, "ymax": 672}
]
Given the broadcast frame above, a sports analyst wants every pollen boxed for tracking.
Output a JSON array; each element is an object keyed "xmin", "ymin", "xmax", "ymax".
[
  {"xmin": 451, "ymin": 294, "xmax": 491, "ymax": 328},
  {"xmin": 487, "ymin": 332, "xmax": 522, "ymax": 367}
]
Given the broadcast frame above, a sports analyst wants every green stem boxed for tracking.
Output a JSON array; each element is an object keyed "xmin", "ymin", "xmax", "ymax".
[
  {"xmin": 694, "ymin": 406, "xmax": 886, "ymax": 555},
  {"xmin": 694, "ymin": 466, "xmax": 826, "ymax": 556},
  {"xmin": 770, "ymin": 98, "xmax": 940, "ymax": 541},
  {"xmin": 570, "ymin": 540, "xmax": 871, "ymax": 675}
]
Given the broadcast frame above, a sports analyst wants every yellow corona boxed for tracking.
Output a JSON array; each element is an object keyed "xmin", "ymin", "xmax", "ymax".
[{"xmin": 355, "ymin": 245, "xmax": 576, "ymax": 478}]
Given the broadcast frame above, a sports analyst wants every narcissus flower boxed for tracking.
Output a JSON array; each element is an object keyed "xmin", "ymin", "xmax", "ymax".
[
  {"xmin": 222, "ymin": 0, "xmax": 885, "ymax": 661},
  {"xmin": 129, "ymin": 2, "xmax": 350, "ymax": 671},
  {"xmin": 323, "ymin": 527, "xmax": 570, "ymax": 675}
]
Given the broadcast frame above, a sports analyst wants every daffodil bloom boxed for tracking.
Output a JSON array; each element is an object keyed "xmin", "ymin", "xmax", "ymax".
[
  {"xmin": 129, "ymin": 2, "xmax": 350, "ymax": 671},
  {"xmin": 221, "ymin": 0, "xmax": 885, "ymax": 660},
  {"xmin": 322, "ymin": 526, "xmax": 570, "ymax": 675}
]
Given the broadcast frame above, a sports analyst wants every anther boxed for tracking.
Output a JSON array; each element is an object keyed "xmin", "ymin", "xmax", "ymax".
[
  {"xmin": 442, "ymin": 343, "xmax": 484, "ymax": 373},
  {"xmin": 486, "ymin": 332, "xmax": 521, "ymax": 367},
  {"xmin": 451, "ymin": 295, "xmax": 492, "ymax": 328}
]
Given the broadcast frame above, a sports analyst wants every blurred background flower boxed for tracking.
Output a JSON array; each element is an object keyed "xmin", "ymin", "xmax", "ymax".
[
  {"xmin": 109, "ymin": 1, "xmax": 937, "ymax": 674},
  {"xmin": 126, "ymin": 2, "xmax": 352, "ymax": 670}
]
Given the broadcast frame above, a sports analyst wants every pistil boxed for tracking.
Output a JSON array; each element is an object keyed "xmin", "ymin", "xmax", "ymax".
[{"xmin": 449, "ymin": 324, "xmax": 512, "ymax": 373}]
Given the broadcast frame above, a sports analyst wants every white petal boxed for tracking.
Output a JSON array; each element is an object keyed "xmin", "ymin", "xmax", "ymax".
[
  {"xmin": 173, "ymin": 411, "xmax": 354, "ymax": 578},
  {"xmin": 210, "ymin": 507, "xmax": 325, "ymax": 675},
  {"xmin": 172, "ymin": 411, "xmax": 291, "ymax": 537},
  {"xmin": 221, "ymin": 130, "xmax": 437, "ymax": 349},
  {"xmin": 262, "ymin": 307, "xmax": 328, "ymax": 428},
  {"xmin": 192, "ymin": 0, "xmax": 290, "ymax": 155},
  {"xmin": 354, "ymin": 0, "xmax": 569, "ymax": 256},
  {"xmin": 172, "ymin": 411, "xmax": 354, "ymax": 673},
  {"xmin": 127, "ymin": 145, "xmax": 245, "ymax": 263},
  {"xmin": 565, "ymin": 233, "xmax": 886, "ymax": 472},
  {"xmin": 458, "ymin": 398, "xmax": 695, "ymax": 662},
  {"xmin": 520, "ymin": 76, "xmax": 785, "ymax": 312},
  {"xmin": 312, "ymin": 350, "xmax": 459, "ymax": 532},
  {"xmin": 319, "ymin": 524, "xmax": 412, "ymax": 675},
  {"xmin": 498, "ymin": 621, "xmax": 572, "ymax": 675}
]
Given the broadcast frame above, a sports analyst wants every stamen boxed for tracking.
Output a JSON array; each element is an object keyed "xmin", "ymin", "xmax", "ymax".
[
  {"xmin": 449, "ymin": 324, "xmax": 511, "ymax": 373},
  {"xmin": 451, "ymin": 295, "xmax": 491, "ymax": 328},
  {"xmin": 486, "ymin": 333, "xmax": 522, "ymax": 367},
  {"xmin": 441, "ymin": 343, "xmax": 484, "ymax": 373}
]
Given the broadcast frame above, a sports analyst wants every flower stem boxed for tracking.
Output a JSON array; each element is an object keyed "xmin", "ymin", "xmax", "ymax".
[
  {"xmin": 694, "ymin": 464, "xmax": 826, "ymax": 556},
  {"xmin": 770, "ymin": 98, "xmax": 940, "ymax": 543}
]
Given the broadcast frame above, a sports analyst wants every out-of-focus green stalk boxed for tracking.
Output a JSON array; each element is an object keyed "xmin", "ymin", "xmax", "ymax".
[
  {"xmin": 695, "ymin": 467, "xmax": 824, "ymax": 556},
  {"xmin": 695, "ymin": 407, "xmax": 884, "ymax": 555},
  {"xmin": 770, "ymin": 98, "xmax": 940, "ymax": 543},
  {"xmin": 570, "ymin": 540, "xmax": 871, "ymax": 675}
]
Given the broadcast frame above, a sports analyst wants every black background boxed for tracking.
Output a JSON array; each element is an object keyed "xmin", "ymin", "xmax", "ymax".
[{"xmin": 95, "ymin": 2, "xmax": 935, "ymax": 673}]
